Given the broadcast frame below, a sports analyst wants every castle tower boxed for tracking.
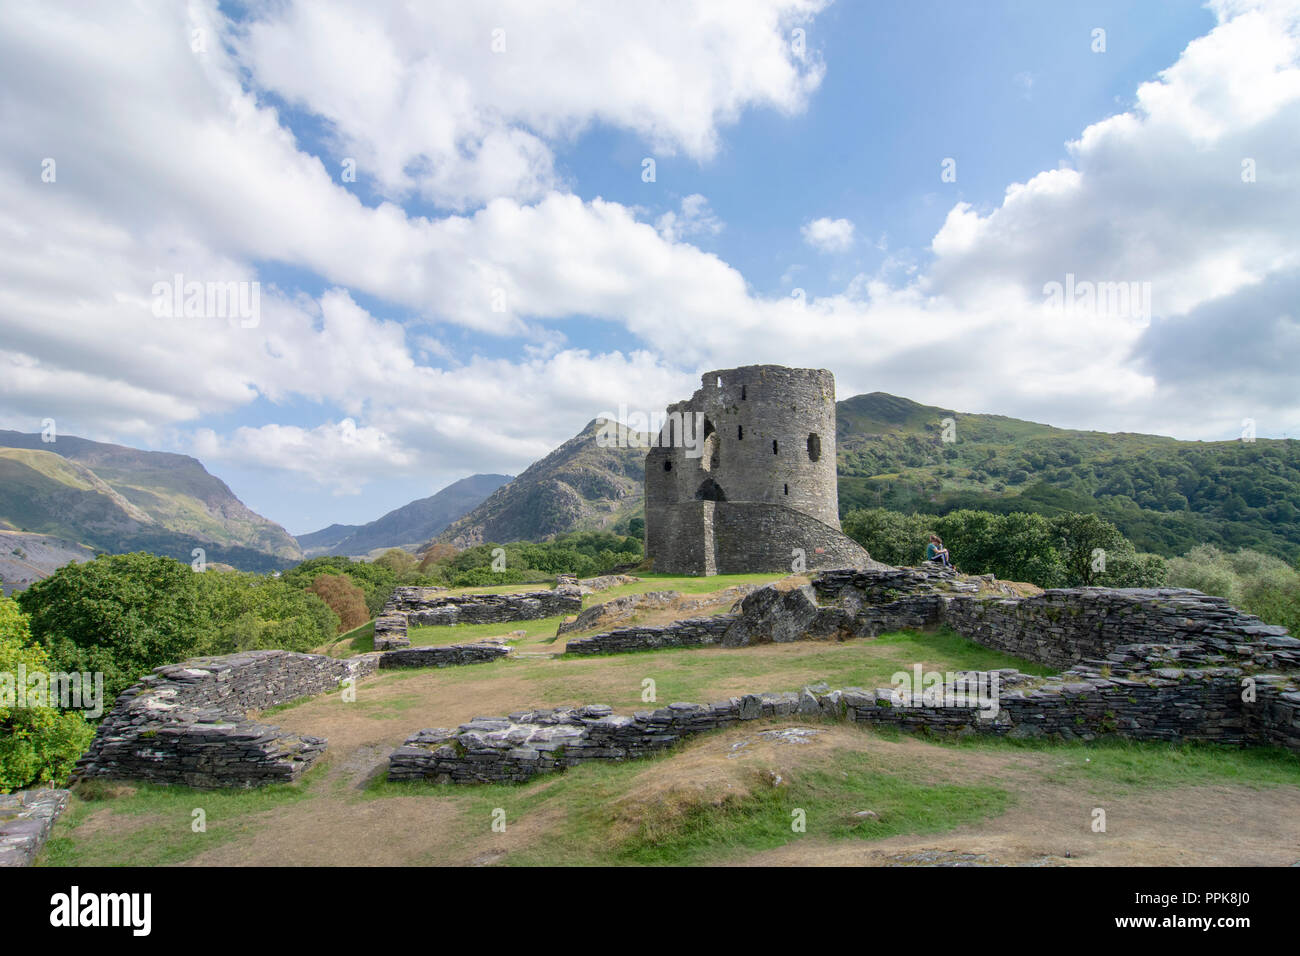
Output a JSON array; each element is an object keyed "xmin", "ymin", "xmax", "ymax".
[{"xmin": 644, "ymin": 365, "xmax": 875, "ymax": 575}]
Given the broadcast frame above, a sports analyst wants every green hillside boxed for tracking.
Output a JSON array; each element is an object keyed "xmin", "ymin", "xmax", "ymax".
[
  {"xmin": 424, "ymin": 395, "xmax": 1299, "ymax": 563},
  {"xmin": 0, "ymin": 432, "xmax": 303, "ymax": 576},
  {"xmin": 835, "ymin": 393, "xmax": 1300, "ymax": 561}
]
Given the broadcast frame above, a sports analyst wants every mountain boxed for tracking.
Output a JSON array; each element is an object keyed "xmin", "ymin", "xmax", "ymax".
[
  {"xmin": 0, "ymin": 431, "xmax": 302, "ymax": 578},
  {"xmin": 431, "ymin": 420, "xmax": 647, "ymax": 549},
  {"xmin": 419, "ymin": 396, "xmax": 1299, "ymax": 563},
  {"xmin": 0, "ymin": 530, "xmax": 96, "ymax": 595},
  {"xmin": 298, "ymin": 474, "xmax": 512, "ymax": 557},
  {"xmin": 294, "ymin": 523, "xmax": 362, "ymax": 557},
  {"xmin": 835, "ymin": 393, "xmax": 1300, "ymax": 561}
]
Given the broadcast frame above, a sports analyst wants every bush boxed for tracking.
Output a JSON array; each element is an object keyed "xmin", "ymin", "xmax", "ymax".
[
  {"xmin": 279, "ymin": 557, "xmax": 397, "ymax": 617},
  {"xmin": 1168, "ymin": 546, "xmax": 1300, "ymax": 633},
  {"xmin": 193, "ymin": 571, "xmax": 339, "ymax": 655},
  {"xmin": 841, "ymin": 507, "xmax": 1164, "ymax": 588},
  {"xmin": 307, "ymin": 574, "xmax": 370, "ymax": 633},
  {"xmin": 0, "ymin": 598, "xmax": 95, "ymax": 793},
  {"xmin": 16, "ymin": 553, "xmax": 203, "ymax": 701}
]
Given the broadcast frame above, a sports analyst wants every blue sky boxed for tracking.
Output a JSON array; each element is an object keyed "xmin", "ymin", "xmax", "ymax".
[{"xmin": 1, "ymin": 0, "xmax": 1296, "ymax": 536}]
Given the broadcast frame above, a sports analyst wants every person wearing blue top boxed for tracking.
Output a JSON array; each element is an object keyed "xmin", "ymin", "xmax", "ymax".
[{"xmin": 925, "ymin": 533, "xmax": 951, "ymax": 567}]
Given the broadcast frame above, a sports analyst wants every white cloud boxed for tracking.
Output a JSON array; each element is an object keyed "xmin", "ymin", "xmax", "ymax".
[
  {"xmin": 801, "ymin": 217, "xmax": 856, "ymax": 253},
  {"xmin": 234, "ymin": 0, "xmax": 828, "ymax": 210},
  {"xmin": 1, "ymin": 0, "xmax": 1299, "ymax": 517},
  {"xmin": 655, "ymin": 194, "xmax": 724, "ymax": 243}
]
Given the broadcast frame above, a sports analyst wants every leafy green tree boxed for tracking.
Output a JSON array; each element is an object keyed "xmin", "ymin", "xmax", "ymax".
[
  {"xmin": 0, "ymin": 598, "xmax": 95, "ymax": 793},
  {"xmin": 279, "ymin": 556, "xmax": 397, "ymax": 616},
  {"xmin": 192, "ymin": 571, "xmax": 338, "ymax": 655},
  {"xmin": 17, "ymin": 553, "xmax": 203, "ymax": 700}
]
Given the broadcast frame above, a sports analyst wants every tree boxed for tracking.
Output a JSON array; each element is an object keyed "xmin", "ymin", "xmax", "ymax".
[
  {"xmin": 280, "ymin": 556, "xmax": 397, "ymax": 616},
  {"xmin": 192, "ymin": 571, "xmax": 338, "ymax": 655},
  {"xmin": 17, "ymin": 553, "xmax": 203, "ymax": 700},
  {"xmin": 307, "ymin": 574, "xmax": 370, "ymax": 633},
  {"xmin": 373, "ymin": 548, "xmax": 419, "ymax": 577},
  {"xmin": 0, "ymin": 598, "xmax": 95, "ymax": 793}
]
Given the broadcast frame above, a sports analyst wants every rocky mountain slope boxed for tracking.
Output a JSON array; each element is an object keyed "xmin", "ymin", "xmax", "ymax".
[
  {"xmin": 431, "ymin": 420, "xmax": 647, "ymax": 549},
  {"xmin": 298, "ymin": 474, "xmax": 512, "ymax": 557},
  {"xmin": 0, "ymin": 431, "xmax": 302, "ymax": 575}
]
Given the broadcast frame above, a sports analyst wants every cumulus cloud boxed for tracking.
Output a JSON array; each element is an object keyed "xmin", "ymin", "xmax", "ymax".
[
  {"xmin": 233, "ymin": 0, "xmax": 828, "ymax": 210},
  {"xmin": 801, "ymin": 217, "xmax": 856, "ymax": 253},
  {"xmin": 1, "ymin": 0, "xmax": 1299, "ymax": 515},
  {"xmin": 655, "ymin": 195, "xmax": 724, "ymax": 243}
]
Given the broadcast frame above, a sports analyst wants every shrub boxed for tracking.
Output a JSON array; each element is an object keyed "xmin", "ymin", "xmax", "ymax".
[
  {"xmin": 1168, "ymin": 546, "xmax": 1300, "ymax": 633},
  {"xmin": 280, "ymin": 557, "xmax": 397, "ymax": 616},
  {"xmin": 16, "ymin": 552, "xmax": 203, "ymax": 701},
  {"xmin": 193, "ymin": 571, "xmax": 339, "ymax": 654},
  {"xmin": 307, "ymin": 574, "xmax": 370, "ymax": 633},
  {"xmin": 0, "ymin": 598, "xmax": 95, "ymax": 793}
]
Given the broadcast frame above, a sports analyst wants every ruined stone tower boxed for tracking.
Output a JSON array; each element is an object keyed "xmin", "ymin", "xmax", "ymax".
[{"xmin": 644, "ymin": 365, "xmax": 875, "ymax": 575}]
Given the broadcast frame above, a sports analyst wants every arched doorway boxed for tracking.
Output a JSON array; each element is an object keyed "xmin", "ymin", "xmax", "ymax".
[{"xmin": 695, "ymin": 477, "xmax": 727, "ymax": 501}]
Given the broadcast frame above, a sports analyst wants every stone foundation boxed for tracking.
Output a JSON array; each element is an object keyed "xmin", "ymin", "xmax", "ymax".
[
  {"xmin": 392, "ymin": 566, "xmax": 1300, "ymax": 784},
  {"xmin": 374, "ymin": 613, "xmax": 410, "ymax": 650},
  {"xmin": 73, "ymin": 650, "xmax": 376, "ymax": 788},
  {"xmin": 380, "ymin": 578, "xmax": 582, "ymax": 630},
  {"xmin": 564, "ymin": 617, "xmax": 734, "ymax": 655},
  {"xmin": 378, "ymin": 642, "xmax": 510, "ymax": 668},
  {"xmin": 0, "ymin": 788, "xmax": 70, "ymax": 866}
]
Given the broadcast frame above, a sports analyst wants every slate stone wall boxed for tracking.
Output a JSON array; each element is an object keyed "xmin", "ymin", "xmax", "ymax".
[
  {"xmin": 0, "ymin": 788, "xmax": 69, "ymax": 867},
  {"xmin": 386, "ymin": 581, "xmax": 582, "ymax": 628},
  {"xmin": 73, "ymin": 650, "xmax": 376, "ymax": 789},
  {"xmin": 644, "ymin": 365, "xmax": 878, "ymax": 575},
  {"xmin": 374, "ymin": 613, "xmax": 410, "ymax": 650},
  {"xmin": 564, "ymin": 617, "xmax": 735, "ymax": 655},
  {"xmin": 378, "ymin": 642, "xmax": 510, "ymax": 668}
]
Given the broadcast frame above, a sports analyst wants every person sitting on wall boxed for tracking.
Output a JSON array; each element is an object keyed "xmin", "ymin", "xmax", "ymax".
[{"xmin": 925, "ymin": 533, "xmax": 951, "ymax": 568}]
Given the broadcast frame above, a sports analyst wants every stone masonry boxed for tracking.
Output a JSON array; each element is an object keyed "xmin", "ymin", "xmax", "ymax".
[
  {"xmin": 390, "ymin": 567, "xmax": 1300, "ymax": 784},
  {"xmin": 73, "ymin": 650, "xmax": 376, "ymax": 788},
  {"xmin": 644, "ymin": 365, "xmax": 880, "ymax": 575},
  {"xmin": 376, "ymin": 578, "xmax": 582, "ymax": 647},
  {"xmin": 0, "ymin": 788, "xmax": 70, "ymax": 867},
  {"xmin": 378, "ymin": 642, "xmax": 510, "ymax": 669}
]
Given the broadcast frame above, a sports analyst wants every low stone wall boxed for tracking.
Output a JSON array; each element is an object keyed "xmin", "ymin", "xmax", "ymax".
[
  {"xmin": 73, "ymin": 650, "xmax": 377, "ymax": 789},
  {"xmin": 564, "ymin": 617, "xmax": 734, "ymax": 655},
  {"xmin": 388, "ymin": 656, "xmax": 1299, "ymax": 785},
  {"xmin": 381, "ymin": 586, "xmax": 450, "ymax": 613},
  {"xmin": 378, "ymin": 642, "xmax": 510, "ymax": 669},
  {"xmin": 943, "ymin": 586, "xmax": 1294, "ymax": 670},
  {"xmin": 0, "ymin": 788, "xmax": 70, "ymax": 866},
  {"xmin": 384, "ymin": 579, "xmax": 582, "ymax": 628},
  {"xmin": 392, "ymin": 566, "xmax": 1300, "ymax": 784},
  {"xmin": 373, "ymin": 613, "xmax": 409, "ymax": 650}
]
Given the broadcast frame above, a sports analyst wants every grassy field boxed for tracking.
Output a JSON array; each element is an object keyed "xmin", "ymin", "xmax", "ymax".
[
  {"xmin": 39, "ymin": 575, "xmax": 1300, "ymax": 867},
  {"xmin": 401, "ymin": 572, "xmax": 782, "ymax": 650}
]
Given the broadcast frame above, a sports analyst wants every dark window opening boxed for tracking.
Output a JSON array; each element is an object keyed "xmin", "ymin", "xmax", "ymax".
[
  {"xmin": 737, "ymin": 425, "xmax": 743, "ymax": 439},
  {"xmin": 695, "ymin": 477, "xmax": 726, "ymax": 501},
  {"xmin": 772, "ymin": 439, "xmax": 779, "ymax": 455},
  {"xmin": 783, "ymin": 483, "xmax": 788, "ymax": 495},
  {"xmin": 663, "ymin": 460, "xmax": 672, "ymax": 472},
  {"xmin": 807, "ymin": 432, "xmax": 822, "ymax": 462},
  {"xmin": 741, "ymin": 385, "xmax": 746, "ymax": 400}
]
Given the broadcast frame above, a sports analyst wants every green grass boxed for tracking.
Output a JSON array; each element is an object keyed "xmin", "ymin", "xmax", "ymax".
[
  {"xmin": 406, "ymin": 573, "xmax": 783, "ymax": 649},
  {"xmin": 39, "ymin": 769, "xmax": 321, "ymax": 867},
  {"xmin": 361, "ymin": 735, "xmax": 1011, "ymax": 866},
  {"xmin": 409, "ymin": 613, "xmax": 569, "ymax": 648},
  {"xmin": 937, "ymin": 736, "xmax": 1300, "ymax": 794}
]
